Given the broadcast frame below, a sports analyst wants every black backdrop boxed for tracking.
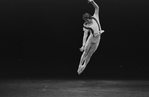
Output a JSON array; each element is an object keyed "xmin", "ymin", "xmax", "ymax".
[{"xmin": 0, "ymin": 0, "xmax": 149, "ymax": 80}]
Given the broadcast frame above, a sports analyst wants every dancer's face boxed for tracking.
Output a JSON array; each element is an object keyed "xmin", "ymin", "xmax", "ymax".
[{"xmin": 83, "ymin": 13, "xmax": 92, "ymax": 21}]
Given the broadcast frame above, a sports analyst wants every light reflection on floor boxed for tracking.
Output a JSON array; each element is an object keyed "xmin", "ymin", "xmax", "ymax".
[{"xmin": 0, "ymin": 80, "xmax": 149, "ymax": 97}]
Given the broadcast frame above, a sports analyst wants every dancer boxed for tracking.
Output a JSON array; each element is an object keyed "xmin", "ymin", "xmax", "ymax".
[{"xmin": 77, "ymin": 0, "xmax": 104, "ymax": 74}]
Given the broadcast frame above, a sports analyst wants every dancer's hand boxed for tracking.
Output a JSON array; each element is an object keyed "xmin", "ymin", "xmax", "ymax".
[
  {"xmin": 88, "ymin": 0, "xmax": 93, "ymax": 3},
  {"xmin": 100, "ymin": 30, "xmax": 105, "ymax": 34},
  {"xmin": 80, "ymin": 46, "xmax": 84, "ymax": 52}
]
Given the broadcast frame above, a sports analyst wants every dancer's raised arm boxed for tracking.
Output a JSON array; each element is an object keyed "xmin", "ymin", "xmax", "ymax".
[
  {"xmin": 88, "ymin": 0, "xmax": 104, "ymax": 33},
  {"xmin": 88, "ymin": 0, "xmax": 99, "ymax": 9},
  {"xmin": 88, "ymin": 0, "xmax": 99, "ymax": 15}
]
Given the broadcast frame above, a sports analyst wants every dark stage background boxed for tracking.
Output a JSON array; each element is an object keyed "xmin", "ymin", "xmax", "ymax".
[{"xmin": 0, "ymin": 0, "xmax": 149, "ymax": 80}]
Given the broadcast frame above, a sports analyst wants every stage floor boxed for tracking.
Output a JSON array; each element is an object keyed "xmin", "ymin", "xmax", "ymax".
[{"xmin": 0, "ymin": 80, "xmax": 149, "ymax": 97}]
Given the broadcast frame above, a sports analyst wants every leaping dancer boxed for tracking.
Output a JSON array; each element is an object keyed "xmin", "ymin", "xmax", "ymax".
[{"xmin": 77, "ymin": 0, "xmax": 104, "ymax": 74}]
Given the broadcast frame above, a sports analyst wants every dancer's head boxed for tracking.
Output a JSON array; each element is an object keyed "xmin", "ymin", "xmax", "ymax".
[
  {"xmin": 83, "ymin": 13, "xmax": 92, "ymax": 21},
  {"xmin": 83, "ymin": 13, "xmax": 93, "ymax": 26}
]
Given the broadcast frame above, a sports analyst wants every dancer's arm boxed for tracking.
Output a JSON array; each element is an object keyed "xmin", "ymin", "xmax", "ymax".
[
  {"xmin": 80, "ymin": 28, "xmax": 89, "ymax": 52},
  {"xmin": 89, "ymin": 0, "xmax": 104, "ymax": 34},
  {"xmin": 83, "ymin": 28, "xmax": 89, "ymax": 47},
  {"xmin": 88, "ymin": 0, "xmax": 99, "ymax": 14}
]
